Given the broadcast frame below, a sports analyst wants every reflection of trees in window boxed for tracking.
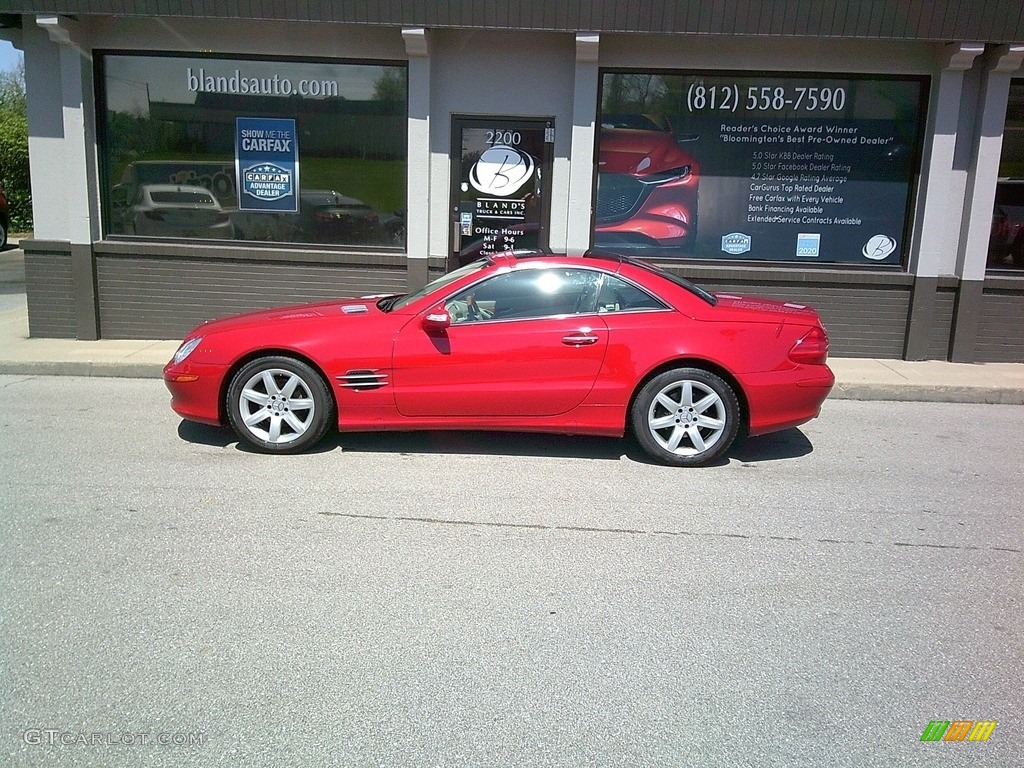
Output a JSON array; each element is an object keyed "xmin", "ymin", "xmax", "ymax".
[
  {"xmin": 602, "ymin": 74, "xmax": 668, "ymax": 114},
  {"xmin": 372, "ymin": 69, "xmax": 407, "ymax": 102}
]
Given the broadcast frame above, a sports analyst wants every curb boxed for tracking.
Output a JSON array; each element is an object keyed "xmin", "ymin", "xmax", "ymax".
[
  {"xmin": 0, "ymin": 362, "xmax": 165, "ymax": 379},
  {"xmin": 828, "ymin": 384, "xmax": 1024, "ymax": 405}
]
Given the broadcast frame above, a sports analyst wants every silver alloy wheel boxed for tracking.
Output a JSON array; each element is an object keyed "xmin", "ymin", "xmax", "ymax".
[
  {"xmin": 646, "ymin": 379, "xmax": 728, "ymax": 456},
  {"xmin": 237, "ymin": 368, "xmax": 317, "ymax": 445}
]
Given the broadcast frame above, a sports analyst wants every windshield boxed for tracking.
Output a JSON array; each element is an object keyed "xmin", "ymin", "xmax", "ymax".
[{"xmin": 385, "ymin": 260, "xmax": 489, "ymax": 311}]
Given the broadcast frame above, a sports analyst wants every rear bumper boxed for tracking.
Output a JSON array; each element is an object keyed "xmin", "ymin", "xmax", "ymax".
[{"xmin": 742, "ymin": 365, "xmax": 835, "ymax": 436}]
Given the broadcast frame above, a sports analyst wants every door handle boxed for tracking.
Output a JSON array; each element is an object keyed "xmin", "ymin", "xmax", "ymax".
[{"xmin": 562, "ymin": 333, "xmax": 599, "ymax": 346}]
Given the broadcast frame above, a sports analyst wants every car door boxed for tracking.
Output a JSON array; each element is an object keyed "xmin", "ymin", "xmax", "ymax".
[{"xmin": 392, "ymin": 267, "xmax": 609, "ymax": 418}]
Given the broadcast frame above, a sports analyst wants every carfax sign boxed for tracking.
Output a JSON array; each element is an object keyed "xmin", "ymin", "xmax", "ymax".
[{"xmin": 235, "ymin": 117, "xmax": 299, "ymax": 212}]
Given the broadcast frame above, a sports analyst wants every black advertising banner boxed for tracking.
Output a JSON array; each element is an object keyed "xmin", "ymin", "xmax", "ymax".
[
  {"xmin": 455, "ymin": 121, "xmax": 550, "ymax": 260},
  {"xmin": 596, "ymin": 73, "xmax": 928, "ymax": 265}
]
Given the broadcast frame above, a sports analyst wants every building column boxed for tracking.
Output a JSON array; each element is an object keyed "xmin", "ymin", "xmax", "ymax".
[
  {"xmin": 403, "ymin": 27, "xmax": 431, "ymax": 290},
  {"xmin": 28, "ymin": 15, "xmax": 100, "ymax": 339},
  {"xmin": 565, "ymin": 33, "xmax": 599, "ymax": 256},
  {"xmin": 950, "ymin": 44, "xmax": 1024, "ymax": 362},
  {"xmin": 904, "ymin": 43, "xmax": 982, "ymax": 360}
]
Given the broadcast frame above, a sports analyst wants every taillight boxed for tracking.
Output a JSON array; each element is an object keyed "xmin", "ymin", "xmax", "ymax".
[{"xmin": 789, "ymin": 326, "xmax": 829, "ymax": 365}]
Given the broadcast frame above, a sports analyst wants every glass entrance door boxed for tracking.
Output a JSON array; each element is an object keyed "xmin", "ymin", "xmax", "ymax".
[{"xmin": 450, "ymin": 116, "xmax": 554, "ymax": 269}]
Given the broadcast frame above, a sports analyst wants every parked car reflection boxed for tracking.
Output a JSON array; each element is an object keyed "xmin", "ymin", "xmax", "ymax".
[
  {"xmin": 297, "ymin": 189, "xmax": 380, "ymax": 244},
  {"xmin": 989, "ymin": 179, "xmax": 1024, "ymax": 269},
  {"xmin": 130, "ymin": 184, "xmax": 235, "ymax": 239}
]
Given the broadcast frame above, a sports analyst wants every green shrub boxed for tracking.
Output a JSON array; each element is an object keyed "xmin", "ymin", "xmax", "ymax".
[{"xmin": 0, "ymin": 63, "xmax": 31, "ymax": 232}]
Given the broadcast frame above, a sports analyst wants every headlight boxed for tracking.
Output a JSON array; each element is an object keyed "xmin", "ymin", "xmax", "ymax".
[
  {"xmin": 172, "ymin": 336, "xmax": 203, "ymax": 365},
  {"xmin": 638, "ymin": 165, "xmax": 692, "ymax": 185}
]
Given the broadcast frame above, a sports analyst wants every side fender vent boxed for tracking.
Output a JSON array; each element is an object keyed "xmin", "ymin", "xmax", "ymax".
[{"xmin": 337, "ymin": 370, "xmax": 388, "ymax": 391}]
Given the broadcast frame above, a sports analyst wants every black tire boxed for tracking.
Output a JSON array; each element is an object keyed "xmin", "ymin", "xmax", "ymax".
[
  {"xmin": 226, "ymin": 356, "xmax": 333, "ymax": 454},
  {"xmin": 630, "ymin": 367, "xmax": 740, "ymax": 467},
  {"xmin": 0, "ymin": 221, "xmax": 7, "ymax": 250}
]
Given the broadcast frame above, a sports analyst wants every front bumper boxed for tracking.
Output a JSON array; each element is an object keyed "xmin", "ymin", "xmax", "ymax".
[{"xmin": 163, "ymin": 361, "xmax": 228, "ymax": 426}]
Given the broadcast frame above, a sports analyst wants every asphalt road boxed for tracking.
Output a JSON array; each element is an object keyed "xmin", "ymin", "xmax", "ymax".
[{"xmin": 1, "ymin": 375, "xmax": 1021, "ymax": 767}]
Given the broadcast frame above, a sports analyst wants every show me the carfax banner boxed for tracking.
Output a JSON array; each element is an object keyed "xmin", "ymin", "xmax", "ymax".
[{"xmin": 235, "ymin": 117, "xmax": 300, "ymax": 213}]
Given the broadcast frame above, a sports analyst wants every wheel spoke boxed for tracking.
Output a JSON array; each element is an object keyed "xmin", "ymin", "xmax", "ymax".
[
  {"xmin": 261, "ymin": 370, "xmax": 281, "ymax": 396},
  {"xmin": 241, "ymin": 388, "xmax": 270, "ymax": 407},
  {"xmin": 281, "ymin": 374, "xmax": 303, "ymax": 399},
  {"xmin": 686, "ymin": 425, "xmax": 707, "ymax": 452},
  {"xmin": 655, "ymin": 392, "xmax": 679, "ymax": 411},
  {"xmin": 288, "ymin": 397, "xmax": 314, "ymax": 410},
  {"xmin": 650, "ymin": 414, "xmax": 677, "ymax": 430},
  {"xmin": 665, "ymin": 426, "xmax": 685, "ymax": 451},
  {"xmin": 693, "ymin": 392, "xmax": 721, "ymax": 413},
  {"xmin": 243, "ymin": 410, "xmax": 268, "ymax": 428},
  {"xmin": 681, "ymin": 381, "xmax": 696, "ymax": 407},
  {"xmin": 696, "ymin": 415, "xmax": 725, "ymax": 430},
  {"xmin": 283, "ymin": 411, "xmax": 308, "ymax": 434},
  {"xmin": 268, "ymin": 414, "xmax": 283, "ymax": 442}
]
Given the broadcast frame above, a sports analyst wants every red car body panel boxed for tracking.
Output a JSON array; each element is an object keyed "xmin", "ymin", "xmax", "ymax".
[{"xmin": 164, "ymin": 253, "xmax": 833, "ymax": 446}]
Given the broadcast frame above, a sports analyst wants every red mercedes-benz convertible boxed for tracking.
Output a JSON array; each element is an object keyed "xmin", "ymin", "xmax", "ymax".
[{"xmin": 164, "ymin": 251, "xmax": 833, "ymax": 466}]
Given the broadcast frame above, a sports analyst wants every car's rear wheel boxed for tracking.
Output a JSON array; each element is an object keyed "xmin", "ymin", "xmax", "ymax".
[
  {"xmin": 631, "ymin": 368, "xmax": 740, "ymax": 467},
  {"xmin": 226, "ymin": 356, "xmax": 333, "ymax": 453}
]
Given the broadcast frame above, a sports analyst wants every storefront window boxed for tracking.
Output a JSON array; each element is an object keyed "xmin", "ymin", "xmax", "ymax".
[
  {"xmin": 98, "ymin": 53, "xmax": 407, "ymax": 248},
  {"xmin": 988, "ymin": 78, "xmax": 1024, "ymax": 271},
  {"xmin": 595, "ymin": 71, "xmax": 927, "ymax": 266}
]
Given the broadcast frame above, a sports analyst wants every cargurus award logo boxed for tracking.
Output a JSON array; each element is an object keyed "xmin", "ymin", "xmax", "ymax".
[
  {"xmin": 235, "ymin": 117, "xmax": 299, "ymax": 212},
  {"xmin": 920, "ymin": 720, "xmax": 997, "ymax": 742}
]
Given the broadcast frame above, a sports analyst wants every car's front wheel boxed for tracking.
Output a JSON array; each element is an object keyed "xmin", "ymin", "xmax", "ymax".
[
  {"xmin": 226, "ymin": 356, "xmax": 333, "ymax": 453},
  {"xmin": 631, "ymin": 367, "xmax": 740, "ymax": 466}
]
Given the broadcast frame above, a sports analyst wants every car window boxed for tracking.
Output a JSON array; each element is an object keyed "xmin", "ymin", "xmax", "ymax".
[
  {"xmin": 446, "ymin": 268, "xmax": 601, "ymax": 323},
  {"xmin": 596, "ymin": 274, "xmax": 668, "ymax": 313}
]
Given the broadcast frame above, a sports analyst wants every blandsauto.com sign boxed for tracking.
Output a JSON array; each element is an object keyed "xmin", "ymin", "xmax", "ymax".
[{"xmin": 187, "ymin": 67, "xmax": 339, "ymax": 98}]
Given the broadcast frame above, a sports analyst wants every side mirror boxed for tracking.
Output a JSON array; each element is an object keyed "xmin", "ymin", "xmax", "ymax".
[{"xmin": 421, "ymin": 306, "xmax": 451, "ymax": 331}]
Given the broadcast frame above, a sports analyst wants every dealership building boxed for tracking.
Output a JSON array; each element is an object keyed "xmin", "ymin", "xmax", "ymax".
[{"xmin": 1, "ymin": 1, "xmax": 1023, "ymax": 361}]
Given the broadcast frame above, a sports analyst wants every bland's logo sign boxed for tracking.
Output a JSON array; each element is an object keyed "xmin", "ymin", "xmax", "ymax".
[
  {"xmin": 235, "ymin": 117, "xmax": 299, "ymax": 212},
  {"xmin": 469, "ymin": 146, "xmax": 535, "ymax": 197},
  {"xmin": 862, "ymin": 234, "xmax": 897, "ymax": 261}
]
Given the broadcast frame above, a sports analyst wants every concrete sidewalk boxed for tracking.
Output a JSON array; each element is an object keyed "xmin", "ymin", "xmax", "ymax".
[{"xmin": 2, "ymin": 244, "xmax": 1023, "ymax": 404}]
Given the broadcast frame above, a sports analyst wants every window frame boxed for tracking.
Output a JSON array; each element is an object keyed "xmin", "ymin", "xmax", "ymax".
[{"xmin": 94, "ymin": 49, "xmax": 409, "ymax": 251}]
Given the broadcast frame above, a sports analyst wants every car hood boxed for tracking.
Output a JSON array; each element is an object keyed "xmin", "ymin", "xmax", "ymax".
[
  {"xmin": 711, "ymin": 293, "xmax": 822, "ymax": 323},
  {"xmin": 599, "ymin": 128, "xmax": 696, "ymax": 175},
  {"xmin": 193, "ymin": 298, "xmax": 386, "ymax": 335}
]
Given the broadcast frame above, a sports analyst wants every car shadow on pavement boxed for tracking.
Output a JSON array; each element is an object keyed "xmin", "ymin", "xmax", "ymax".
[
  {"xmin": 176, "ymin": 421, "xmax": 813, "ymax": 464},
  {"xmin": 729, "ymin": 427, "xmax": 814, "ymax": 463}
]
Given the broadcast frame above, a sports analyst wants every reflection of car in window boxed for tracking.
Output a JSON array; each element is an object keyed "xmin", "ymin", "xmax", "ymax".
[
  {"xmin": 298, "ymin": 190, "xmax": 381, "ymax": 244},
  {"xmin": 989, "ymin": 179, "xmax": 1024, "ymax": 269},
  {"xmin": 130, "ymin": 184, "xmax": 235, "ymax": 239},
  {"xmin": 594, "ymin": 125, "xmax": 700, "ymax": 253}
]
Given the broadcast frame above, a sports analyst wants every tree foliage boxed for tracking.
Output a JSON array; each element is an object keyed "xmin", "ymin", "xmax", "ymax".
[{"xmin": 0, "ymin": 58, "xmax": 31, "ymax": 232}]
